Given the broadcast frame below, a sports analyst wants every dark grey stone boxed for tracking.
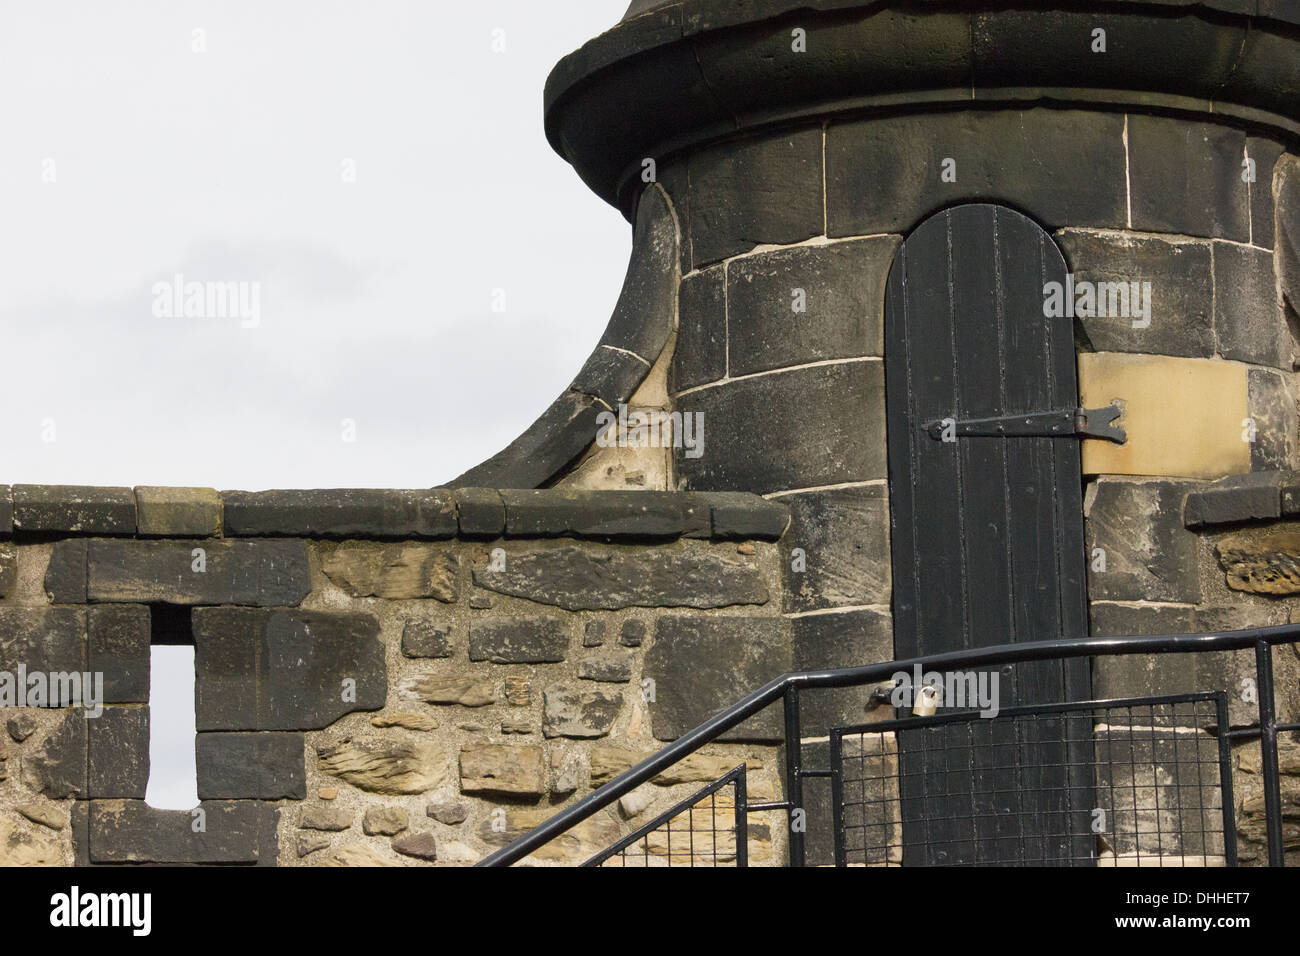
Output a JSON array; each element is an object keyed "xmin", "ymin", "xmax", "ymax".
[
  {"xmin": 470, "ymin": 594, "xmax": 493, "ymax": 609},
  {"xmin": 87, "ymin": 706, "xmax": 149, "ymax": 799},
  {"xmin": 780, "ymin": 485, "xmax": 889, "ymax": 613},
  {"xmin": 88, "ymin": 605, "xmax": 150, "ymax": 704},
  {"xmin": 593, "ymin": 184, "xmax": 678, "ymax": 363},
  {"xmin": 619, "ymin": 619, "xmax": 645, "ymax": 647},
  {"xmin": 87, "ymin": 800, "xmax": 278, "ymax": 864},
  {"xmin": 681, "ymin": 127, "xmax": 823, "ymax": 269},
  {"xmin": 468, "ymin": 618, "xmax": 569, "ymax": 664},
  {"xmin": 707, "ymin": 493, "xmax": 790, "ymax": 540},
  {"xmin": 1214, "ymin": 242, "xmax": 1286, "ymax": 368},
  {"xmin": 675, "ymin": 360, "xmax": 886, "ymax": 494},
  {"xmin": 569, "ymin": 346, "xmax": 654, "ymax": 409},
  {"xmin": 1248, "ymin": 367, "xmax": 1295, "ymax": 472},
  {"xmin": 578, "ymin": 654, "xmax": 633, "ymax": 683},
  {"xmin": 727, "ymin": 238, "xmax": 899, "ymax": 376},
  {"xmin": 501, "ymin": 490, "xmax": 695, "ymax": 539},
  {"xmin": 473, "ymin": 544, "xmax": 768, "ymax": 611},
  {"xmin": 1275, "ymin": 155, "xmax": 1300, "ymax": 333},
  {"xmin": 542, "ymin": 684, "xmax": 623, "ymax": 739},
  {"xmin": 197, "ymin": 732, "xmax": 306, "ymax": 800},
  {"xmin": 793, "ymin": 608, "xmax": 894, "ymax": 737},
  {"xmin": 454, "ymin": 488, "xmax": 505, "ymax": 537},
  {"xmin": 12, "ymin": 485, "xmax": 136, "ymax": 535},
  {"xmin": 1085, "ymin": 479, "xmax": 1201, "ymax": 602},
  {"xmin": 193, "ymin": 608, "xmax": 386, "ymax": 731},
  {"xmin": 583, "ymin": 620, "xmax": 606, "ymax": 647},
  {"xmin": 1128, "ymin": 114, "xmax": 1250, "ymax": 242},
  {"xmin": 401, "ymin": 620, "xmax": 452, "ymax": 659},
  {"xmin": 1057, "ymin": 231, "xmax": 1214, "ymax": 358},
  {"xmin": 392, "ymin": 831, "xmax": 438, "ymax": 861},
  {"xmin": 645, "ymin": 616, "xmax": 792, "ymax": 742},
  {"xmin": 0, "ymin": 486, "xmax": 11, "ymax": 535},
  {"xmin": 6, "ymin": 714, "xmax": 36, "ymax": 742},
  {"xmin": 1248, "ymin": 138, "xmax": 1286, "ymax": 250},
  {"xmin": 85, "ymin": 538, "xmax": 312, "ymax": 606},
  {"xmin": 0, "ymin": 607, "xmax": 86, "ymax": 674},
  {"xmin": 1184, "ymin": 472, "xmax": 1283, "ymax": 527},
  {"xmin": 223, "ymin": 489, "xmax": 456, "ymax": 539},
  {"xmin": 44, "ymin": 539, "xmax": 87, "ymax": 603},
  {"xmin": 827, "ymin": 110, "xmax": 1127, "ymax": 237},
  {"xmin": 0, "ymin": 545, "xmax": 14, "ymax": 599},
  {"xmin": 20, "ymin": 711, "xmax": 86, "ymax": 799},
  {"xmin": 672, "ymin": 265, "xmax": 726, "ymax": 393}
]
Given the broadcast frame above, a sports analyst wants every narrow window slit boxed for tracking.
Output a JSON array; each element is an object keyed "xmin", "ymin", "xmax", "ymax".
[{"xmin": 144, "ymin": 604, "xmax": 199, "ymax": 811}]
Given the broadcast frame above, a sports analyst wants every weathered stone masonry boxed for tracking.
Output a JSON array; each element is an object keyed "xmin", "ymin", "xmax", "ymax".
[{"xmin": 0, "ymin": 486, "xmax": 796, "ymax": 865}]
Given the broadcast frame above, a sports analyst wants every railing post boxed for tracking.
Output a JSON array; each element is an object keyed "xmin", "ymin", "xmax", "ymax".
[
  {"xmin": 1254, "ymin": 639, "xmax": 1285, "ymax": 867},
  {"xmin": 784, "ymin": 685, "xmax": 805, "ymax": 868}
]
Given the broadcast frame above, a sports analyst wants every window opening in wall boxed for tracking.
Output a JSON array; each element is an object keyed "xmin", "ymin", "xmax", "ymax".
[{"xmin": 144, "ymin": 604, "xmax": 199, "ymax": 811}]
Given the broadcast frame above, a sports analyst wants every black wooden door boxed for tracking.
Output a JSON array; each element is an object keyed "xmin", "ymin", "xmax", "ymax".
[{"xmin": 884, "ymin": 204, "xmax": 1092, "ymax": 865}]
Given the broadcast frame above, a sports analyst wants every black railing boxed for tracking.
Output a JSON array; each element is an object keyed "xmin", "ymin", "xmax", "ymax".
[{"xmin": 478, "ymin": 625, "xmax": 1299, "ymax": 867}]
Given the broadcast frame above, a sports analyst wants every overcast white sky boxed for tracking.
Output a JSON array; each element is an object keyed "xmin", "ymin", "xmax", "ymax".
[
  {"xmin": 0, "ymin": 0, "xmax": 631, "ymax": 491},
  {"xmin": 0, "ymin": 1, "xmax": 632, "ymax": 809}
]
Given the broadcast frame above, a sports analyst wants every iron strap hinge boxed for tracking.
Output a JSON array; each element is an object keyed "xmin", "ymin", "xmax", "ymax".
[{"xmin": 924, "ymin": 404, "xmax": 1126, "ymax": 444}]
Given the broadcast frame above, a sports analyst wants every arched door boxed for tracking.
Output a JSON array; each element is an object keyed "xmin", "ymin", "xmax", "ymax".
[{"xmin": 884, "ymin": 203, "xmax": 1092, "ymax": 865}]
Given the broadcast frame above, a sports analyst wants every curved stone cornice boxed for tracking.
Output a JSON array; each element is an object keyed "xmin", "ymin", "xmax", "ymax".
[
  {"xmin": 546, "ymin": 0, "xmax": 1300, "ymax": 218},
  {"xmin": 450, "ymin": 186, "xmax": 679, "ymax": 489}
]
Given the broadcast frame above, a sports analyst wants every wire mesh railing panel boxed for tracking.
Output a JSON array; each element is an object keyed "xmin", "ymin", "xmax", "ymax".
[
  {"xmin": 584, "ymin": 765, "xmax": 748, "ymax": 867},
  {"xmin": 831, "ymin": 694, "xmax": 1232, "ymax": 867}
]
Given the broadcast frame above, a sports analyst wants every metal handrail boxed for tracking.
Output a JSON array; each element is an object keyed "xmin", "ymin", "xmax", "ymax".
[{"xmin": 478, "ymin": 623, "xmax": 1300, "ymax": 867}]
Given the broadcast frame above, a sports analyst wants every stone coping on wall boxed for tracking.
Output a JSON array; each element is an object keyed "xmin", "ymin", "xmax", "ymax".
[{"xmin": 0, "ymin": 485, "xmax": 789, "ymax": 543}]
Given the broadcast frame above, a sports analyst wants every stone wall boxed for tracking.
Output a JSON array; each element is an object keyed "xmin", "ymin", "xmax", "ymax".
[{"xmin": 0, "ymin": 485, "xmax": 794, "ymax": 866}]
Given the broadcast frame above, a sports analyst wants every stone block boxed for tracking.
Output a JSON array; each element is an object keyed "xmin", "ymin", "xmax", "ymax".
[
  {"xmin": 318, "ymin": 541, "xmax": 458, "ymax": 601},
  {"xmin": 578, "ymin": 654, "xmax": 633, "ymax": 683},
  {"xmin": 645, "ymin": 616, "xmax": 792, "ymax": 742},
  {"xmin": 468, "ymin": 617, "xmax": 569, "ymax": 663},
  {"xmin": 1078, "ymin": 353, "xmax": 1250, "ymax": 479},
  {"xmin": 223, "ymin": 488, "xmax": 456, "ymax": 538},
  {"xmin": 1248, "ymin": 138, "xmax": 1286, "ymax": 250},
  {"xmin": 1127, "ymin": 114, "xmax": 1250, "ymax": 243},
  {"xmin": 1086, "ymin": 479, "xmax": 1201, "ymax": 602},
  {"xmin": 458, "ymin": 742, "xmax": 545, "ymax": 797},
  {"xmin": 619, "ymin": 619, "xmax": 645, "ymax": 647},
  {"xmin": 21, "ymin": 711, "xmax": 86, "ymax": 799},
  {"xmin": 317, "ymin": 737, "xmax": 452, "ymax": 795},
  {"xmin": 0, "ymin": 545, "xmax": 16, "ymax": 600},
  {"xmin": 300, "ymin": 805, "xmax": 352, "ymax": 831},
  {"xmin": 1277, "ymin": 155, "xmax": 1300, "ymax": 327},
  {"xmin": 793, "ymin": 608, "xmax": 894, "ymax": 737},
  {"xmin": 193, "ymin": 608, "xmax": 386, "ymax": 731},
  {"xmin": 44, "ymin": 539, "xmax": 87, "ymax": 603},
  {"xmin": 780, "ymin": 484, "xmax": 889, "ymax": 613},
  {"xmin": 88, "ymin": 605, "xmax": 150, "ymax": 704},
  {"xmin": 473, "ymin": 544, "xmax": 767, "ymax": 611},
  {"xmin": 707, "ymin": 493, "xmax": 790, "ymax": 540},
  {"xmin": 1248, "ymin": 368, "xmax": 1295, "ymax": 472},
  {"xmin": 1057, "ymin": 230, "xmax": 1214, "ymax": 358},
  {"xmin": 0, "ymin": 486, "xmax": 11, "ymax": 535},
  {"xmin": 399, "ymin": 674, "xmax": 494, "ymax": 707},
  {"xmin": 478, "ymin": 805, "xmax": 620, "ymax": 864},
  {"xmin": 401, "ymin": 620, "xmax": 452, "ymax": 659},
  {"xmin": 83, "ymin": 538, "xmax": 311, "ymax": 606},
  {"xmin": 87, "ymin": 800, "xmax": 278, "ymax": 864},
  {"xmin": 675, "ymin": 360, "xmax": 887, "ymax": 494},
  {"xmin": 134, "ymin": 486, "xmax": 222, "ymax": 537},
  {"xmin": 197, "ymin": 732, "xmax": 306, "ymax": 800},
  {"xmin": 672, "ymin": 265, "xmax": 726, "ymax": 393},
  {"xmin": 12, "ymin": 485, "xmax": 135, "ymax": 535},
  {"xmin": 726, "ymin": 237, "xmax": 899, "ymax": 376},
  {"xmin": 362, "ymin": 806, "xmax": 408, "ymax": 836},
  {"xmin": 542, "ymin": 684, "xmax": 623, "ymax": 739},
  {"xmin": 0, "ymin": 607, "xmax": 86, "ymax": 674},
  {"xmin": 1215, "ymin": 242, "xmax": 1286, "ymax": 368},
  {"xmin": 392, "ymin": 831, "xmax": 437, "ymax": 861},
  {"xmin": 87, "ymin": 705, "xmax": 149, "ymax": 799},
  {"xmin": 1184, "ymin": 472, "xmax": 1283, "ymax": 527},
  {"xmin": 500, "ymin": 490, "xmax": 694, "ymax": 539},
  {"xmin": 1216, "ymin": 529, "xmax": 1300, "ymax": 595},
  {"xmin": 583, "ymin": 621, "xmax": 605, "ymax": 647},
  {"xmin": 682, "ymin": 127, "xmax": 823, "ymax": 269},
  {"xmin": 453, "ymin": 488, "xmax": 505, "ymax": 538},
  {"xmin": 827, "ymin": 109, "xmax": 1126, "ymax": 237}
]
